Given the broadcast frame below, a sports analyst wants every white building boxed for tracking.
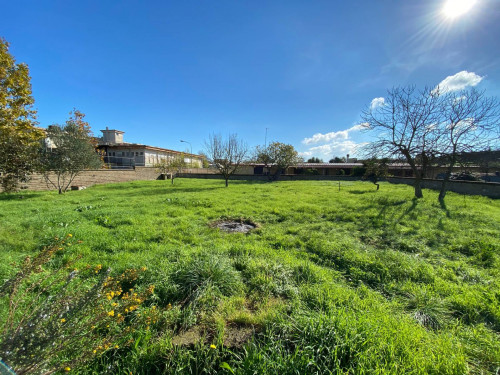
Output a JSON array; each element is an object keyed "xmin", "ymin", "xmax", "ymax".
[{"xmin": 97, "ymin": 128, "xmax": 203, "ymax": 168}]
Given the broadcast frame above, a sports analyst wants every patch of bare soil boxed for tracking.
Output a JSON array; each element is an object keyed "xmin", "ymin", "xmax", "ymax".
[
  {"xmin": 223, "ymin": 326, "xmax": 254, "ymax": 348},
  {"xmin": 210, "ymin": 218, "xmax": 259, "ymax": 233},
  {"xmin": 171, "ymin": 324, "xmax": 256, "ymax": 348},
  {"xmin": 171, "ymin": 326, "xmax": 203, "ymax": 347}
]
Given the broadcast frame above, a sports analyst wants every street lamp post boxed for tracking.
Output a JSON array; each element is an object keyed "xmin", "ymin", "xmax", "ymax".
[{"xmin": 180, "ymin": 140, "xmax": 192, "ymax": 169}]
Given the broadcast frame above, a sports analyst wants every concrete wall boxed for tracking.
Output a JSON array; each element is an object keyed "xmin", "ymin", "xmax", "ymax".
[
  {"xmin": 178, "ymin": 173, "xmax": 499, "ymax": 198},
  {"xmin": 388, "ymin": 177, "xmax": 500, "ymax": 199},
  {"xmin": 178, "ymin": 173, "xmax": 362, "ymax": 181}
]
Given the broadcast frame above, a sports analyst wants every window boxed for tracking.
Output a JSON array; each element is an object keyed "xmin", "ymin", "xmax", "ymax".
[{"xmin": 140, "ymin": 152, "xmax": 143, "ymax": 155}]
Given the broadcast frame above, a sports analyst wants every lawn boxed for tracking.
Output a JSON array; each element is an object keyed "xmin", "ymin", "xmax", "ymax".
[{"xmin": 0, "ymin": 179, "xmax": 499, "ymax": 374}]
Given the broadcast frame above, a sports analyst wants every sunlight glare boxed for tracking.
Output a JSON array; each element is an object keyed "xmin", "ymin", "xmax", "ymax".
[{"xmin": 442, "ymin": 0, "xmax": 477, "ymax": 19}]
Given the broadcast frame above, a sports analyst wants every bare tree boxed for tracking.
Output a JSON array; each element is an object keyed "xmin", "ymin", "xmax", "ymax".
[
  {"xmin": 436, "ymin": 89, "xmax": 500, "ymax": 201},
  {"xmin": 361, "ymin": 86, "xmax": 442, "ymax": 198},
  {"xmin": 204, "ymin": 133, "xmax": 248, "ymax": 187}
]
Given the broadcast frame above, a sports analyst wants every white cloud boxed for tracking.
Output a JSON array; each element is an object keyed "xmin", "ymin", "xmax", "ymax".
[
  {"xmin": 307, "ymin": 141, "xmax": 361, "ymax": 157},
  {"xmin": 434, "ymin": 71, "xmax": 484, "ymax": 94},
  {"xmin": 370, "ymin": 97, "xmax": 385, "ymax": 109},
  {"xmin": 298, "ymin": 151, "xmax": 313, "ymax": 158},
  {"xmin": 302, "ymin": 124, "xmax": 366, "ymax": 145},
  {"xmin": 300, "ymin": 123, "xmax": 369, "ymax": 159}
]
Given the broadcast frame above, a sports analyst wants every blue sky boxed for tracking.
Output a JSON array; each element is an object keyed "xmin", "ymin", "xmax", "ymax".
[{"xmin": 3, "ymin": 0, "xmax": 500, "ymax": 159}]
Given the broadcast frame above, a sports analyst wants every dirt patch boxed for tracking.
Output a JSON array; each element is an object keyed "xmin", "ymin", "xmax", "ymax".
[
  {"xmin": 223, "ymin": 326, "xmax": 254, "ymax": 348},
  {"xmin": 171, "ymin": 326, "xmax": 203, "ymax": 347},
  {"xmin": 171, "ymin": 325, "xmax": 254, "ymax": 348},
  {"xmin": 210, "ymin": 218, "xmax": 259, "ymax": 233}
]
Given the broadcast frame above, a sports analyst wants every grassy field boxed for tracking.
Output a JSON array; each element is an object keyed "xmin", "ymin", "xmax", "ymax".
[{"xmin": 0, "ymin": 179, "xmax": 499, "ymax": 374}]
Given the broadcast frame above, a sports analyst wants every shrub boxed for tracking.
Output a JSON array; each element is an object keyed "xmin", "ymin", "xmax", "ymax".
[{"xmin": 0, "ymin": 236, "xmax": 156, "ymax": 375}]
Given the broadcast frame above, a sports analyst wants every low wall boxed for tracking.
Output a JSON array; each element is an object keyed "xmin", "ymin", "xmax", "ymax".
[
  {"xmin": 179, "ymin": 174, "xmax": 499, "ymax": 198},
  {"xmin": 177, "ymin": 173, "xmax": 362, "ymax": 181},
  {"xmin": 388, "ymin": 177, "xmax": 500, "ymax": 199},
  {"xmin": 3, "ymin": 170, "xmax": 498, "ymax": 198},
  {"xmin": 1, "ymin": 167, "xmax": 162, "ymax": 192}
]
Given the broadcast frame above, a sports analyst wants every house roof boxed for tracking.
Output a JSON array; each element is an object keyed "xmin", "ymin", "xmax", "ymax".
[
  {"xmin": 97, "ymin": 143, "xmax": 203, "ymax": 159},
  {"xmin": 243, "ymin": 162, "xmax": 413, "ymax": 169},
  {"xmin": 100, "ymin": 129, "xmax": 124, "ymax": 134}
]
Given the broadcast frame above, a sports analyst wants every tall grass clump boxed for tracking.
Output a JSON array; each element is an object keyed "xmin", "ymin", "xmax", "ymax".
[{"xmin": 172, "ymin": 254, "xmax": 243, "ymax": 307}]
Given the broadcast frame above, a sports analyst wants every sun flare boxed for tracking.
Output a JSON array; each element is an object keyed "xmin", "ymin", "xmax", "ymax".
[{"xmin": 442, "ymin": 0, "xmax": 477, "ymax": 19}]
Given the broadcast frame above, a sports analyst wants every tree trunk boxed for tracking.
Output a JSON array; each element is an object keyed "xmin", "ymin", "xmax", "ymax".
[
  {"xmin": 171, "ymin": 175, "xmax": 174, "ymax": 185},
  {"xmin": 438, "ymin": 165, "xmax": 454, "ymax": 202},
  {"xmin": 225, "ymin": 178, "xmax": 229, "ymax": 187},
  {"xmin": 401, "ymin": 151, "xmax": 423, "ymax": 199},
  {"xmin": 414, "ymin": 182, "xmax": 423, "ymax": 198},
  {"xmin": 58, "ymin": 187, "xmax": 62, "ymax": 194}
]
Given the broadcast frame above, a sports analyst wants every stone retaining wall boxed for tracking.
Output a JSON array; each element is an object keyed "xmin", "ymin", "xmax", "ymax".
[{"xmin": 1, "ymin": 167, "xmax": 162, "ymax": 192}]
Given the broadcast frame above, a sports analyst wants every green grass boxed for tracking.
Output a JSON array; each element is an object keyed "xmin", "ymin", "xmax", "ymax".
[{"xmin": 1, "ymin": 179, "xmax": 499, "ymax": 374}]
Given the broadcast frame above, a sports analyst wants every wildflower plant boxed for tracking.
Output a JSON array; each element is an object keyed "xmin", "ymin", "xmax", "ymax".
[{"xmin": 0, "ymin": 236, "xmax": 157, "ymax": 375}]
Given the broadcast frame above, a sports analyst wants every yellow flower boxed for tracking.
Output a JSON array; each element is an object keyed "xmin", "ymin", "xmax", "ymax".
[
  {"xmin": 67, "ymin": 233, "xmax": 73, "ymax": 237},
  {"xmin": 93, "ymin": 350, "xmax": 97, "ymax": 354},
  {"xmin": 210, "ymin": 344, "xmax": 216, "ymax": 349},
  {"xmin": 107, "ymin": 310, "xmax": 115, "ymax": 317},
  {"xmin": 64, "ymin": 367, "xmax": 71, "ymax": 372},
  {"xmin": 114, "ymin": 344, "xmax": 119, "ymax": 349},
  {"xmin": 60, "ymin": 318, "xmax": 66, "ymax": 323}
]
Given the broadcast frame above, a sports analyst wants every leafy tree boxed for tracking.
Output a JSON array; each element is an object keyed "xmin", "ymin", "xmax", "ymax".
[
  {"xmin": 307, "ymin": 157, "xmax": 323, "ymax": 163},
  {"xmin": 0, "ymin": 37, "xmax": 44, "ymax": 192},
  {"xmin": 362, "ymin": 86, "xmax": 441, "ymax": 198},
  {"xmin": 254, "ymin": 144, "xmax": 274, "ymax": 175},
  {"xmin": 204, "ymin": 133, "xmax": 247, "ymax": 187},
  {"xmin": 255, "ymin": 142, "xmax": 301, "ymax": 180},
  {"xmin": 154, "ymin": 153, "xmax": 186, "ymax": 184},
  {"xmin": 329, "ymin": 156, "xmax": 346, "ymax": 163},
  {"xmin": 363, "ymin": 158, "xmax": 389, "ymax": 190},
  {"xmin": 39, "ymin": 110, "xmax": 102, "ymax": 194}
]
